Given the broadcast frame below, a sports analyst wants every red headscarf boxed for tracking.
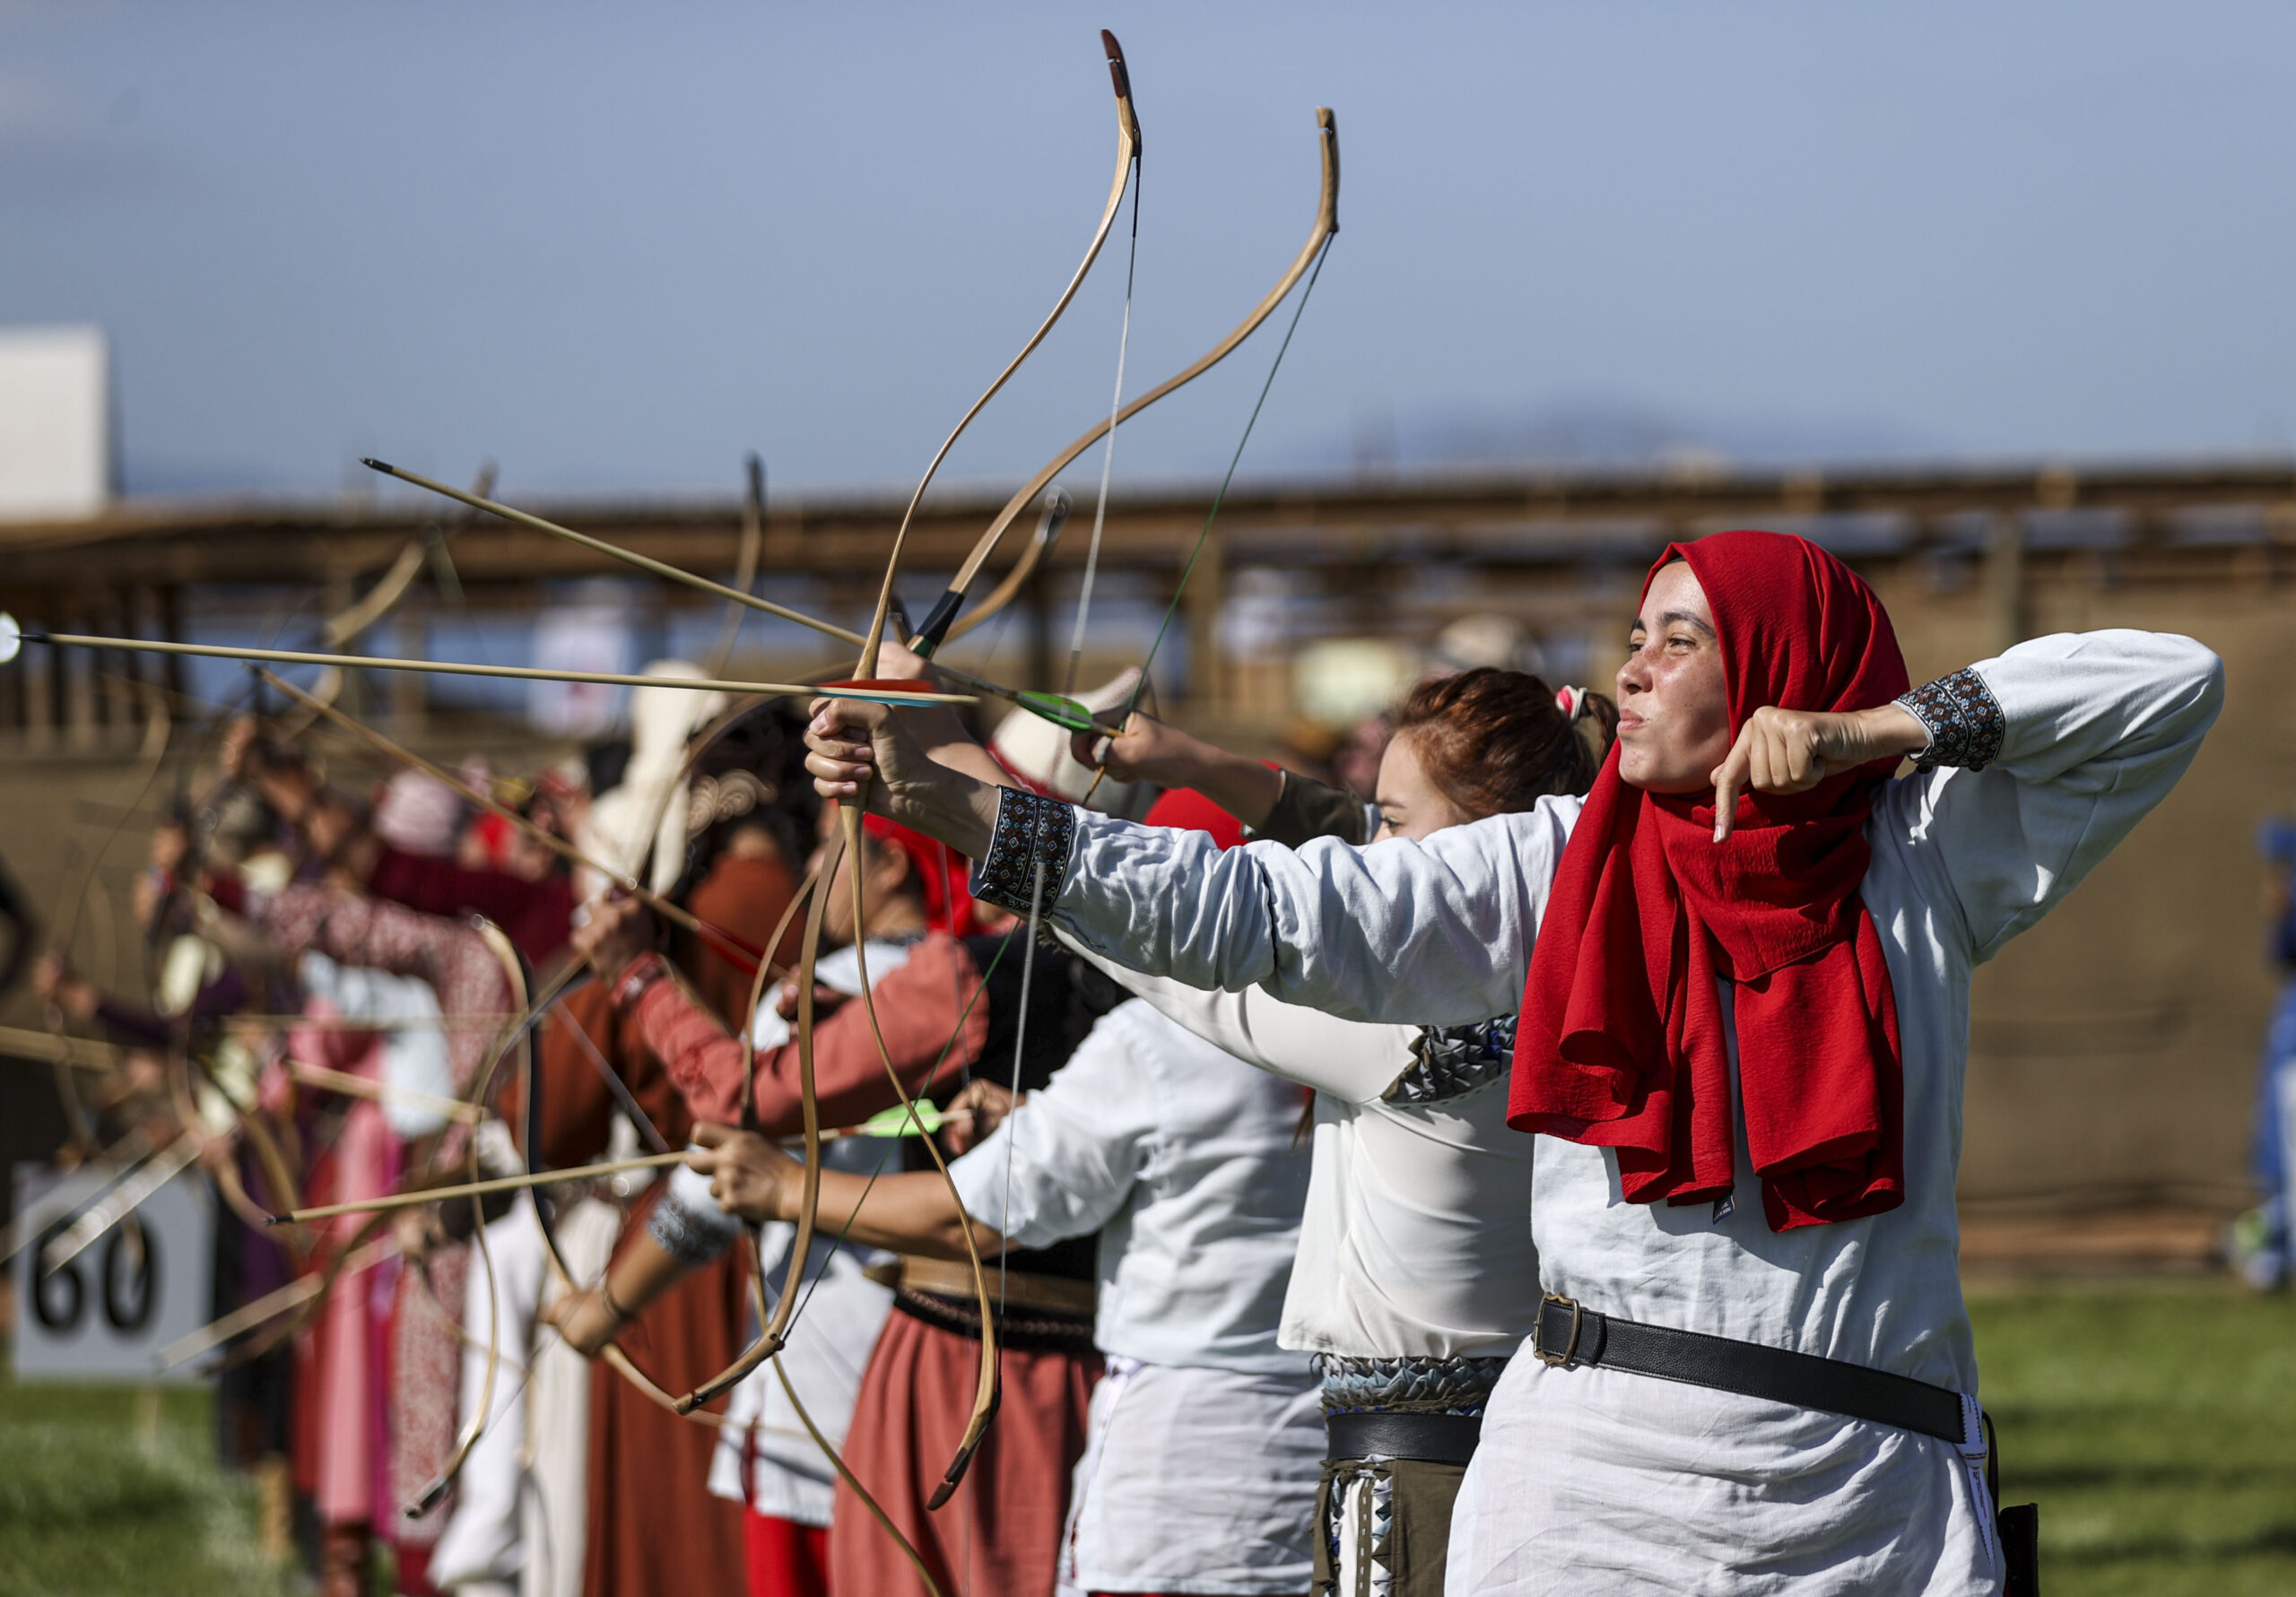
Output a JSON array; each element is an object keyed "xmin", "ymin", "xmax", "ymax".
[
  {"xmin": 1144, "ymin": 786, "xmax": 1248, "ymax": 851},
  {"xmin": 862, "ymin": 813, "xmax": 978, "ymax": 936},
  {"xmin": 1508, "ymin": 531, "xmax": 1909, "ymax": 1231}
]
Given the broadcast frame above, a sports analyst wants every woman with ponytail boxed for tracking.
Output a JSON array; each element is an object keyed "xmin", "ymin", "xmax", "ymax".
[
  {"xmin": 805, "ymin": 530, "xmax": 2222, "ymax": 1593},
  {"xmin": 1065, "ymin": 667, "xmax": 1613, "ymax": 1597}
]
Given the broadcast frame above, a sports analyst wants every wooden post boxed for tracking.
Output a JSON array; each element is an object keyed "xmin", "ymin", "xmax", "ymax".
[
  {"xmin": 22, "ymin": 592, "xmax": 54, "ymax": 753},
  {"xmin": 1986, "ymin": 510, "xmax": 2026, "ymax": 652},
  {"xmin": 1185, "ymin": 528, "xmax": 1225, "ymax": 716},
  {"xmin": 63, "ymin": 605, "xmax": 99, "ymax": 753},
  {"xmin": 390, "ymin": 604, "xmax": 427, "ymax": 731},
  {"xmin": 99, "ymin": 590, "xmax": 136, "ymax": 750},
  {"xmin": 1025, "ymin": 563, "xmax": 1054, "ymax": 695},
  {"xmin": 322, "ymin": 569, "xmax": 361, "ymax": 719},
  {"xmin": 158, "ymin": 586, "xmax": 187, "ymax": 708}
]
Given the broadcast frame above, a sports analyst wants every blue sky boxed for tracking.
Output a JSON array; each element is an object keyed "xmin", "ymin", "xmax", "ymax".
[{"xmin": 3, "ymin": 2, "xmax": 2292, "ymax": 498}]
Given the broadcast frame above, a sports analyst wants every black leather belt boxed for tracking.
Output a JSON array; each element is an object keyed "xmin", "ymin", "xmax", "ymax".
[
  {"xmin": 1533, "ymin": 1293, "xmax": 1965, "ymax": 1445},
  {"xmin": 1325, "ymin": 1410, "xmax": 1483, "ymax": 1467}
]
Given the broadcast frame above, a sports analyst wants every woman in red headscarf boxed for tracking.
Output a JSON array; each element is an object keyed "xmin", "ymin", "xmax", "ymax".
[{"xmin": 802, "ymin": 530, "xmax": 2223, "ymax": 1595}]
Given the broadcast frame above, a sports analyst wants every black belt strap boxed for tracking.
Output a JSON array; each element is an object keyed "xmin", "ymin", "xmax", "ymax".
[
  {"xmin": 1532, "ymin": 1293, "xmax": 1966, "ymax": 1445},
  {"xmin": 1325, "ymin": 1410, "xmax": 1483, "ymax": 1467}
]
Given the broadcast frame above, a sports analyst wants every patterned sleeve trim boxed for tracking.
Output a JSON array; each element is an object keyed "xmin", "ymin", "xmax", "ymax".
[
  {"xmin": 1895, "ymin": 667, "xmax": 2005, "ymax": 772},
  {"xmin": 970, "ymin": 788, "xmax": 1077, "ymax": 917},
  {"xmin": 647, "ymin": 1165, "xmax": 742, "ymax": 1265}
]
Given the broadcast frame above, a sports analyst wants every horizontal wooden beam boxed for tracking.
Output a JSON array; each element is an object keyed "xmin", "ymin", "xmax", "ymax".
[{"xmin": 0, "ymin": 456, "xmax": 2291, "ymax": 591}]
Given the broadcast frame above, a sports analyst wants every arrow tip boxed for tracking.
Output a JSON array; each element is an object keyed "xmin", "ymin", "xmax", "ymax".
[{"xmin": 360, "ymin": 457, "xmax": 392, "ymax": 473}]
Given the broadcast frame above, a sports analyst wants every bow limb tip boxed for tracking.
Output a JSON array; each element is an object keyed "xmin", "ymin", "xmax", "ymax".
[
  {"xmin": 674, "ymin": 1330, "xmax": 784, "ymax": 1414},
  {"xmin": 1100, "ymin": 30, "xmax": 1130, "ymax": 96},
  {"xmin": 925, "ymin": 1389, "xmax": 1001, "ymax": 1508},
  {"xmin": 1318, "ymin": 108, "xmax": 1341, "ymax": 233}
]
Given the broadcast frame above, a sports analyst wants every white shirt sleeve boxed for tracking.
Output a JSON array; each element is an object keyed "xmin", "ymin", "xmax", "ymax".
[
  {"xmin": 947, "ymin": 1013, "xmax": 1159, "ymax": 1250},
  {"xmin": 1883, "ymin": 629, "xmax": 2222, "ymax": 962},
  {"xmin": 1060, "ymin": 936, "xmax": 1416, "ymax": 1106},
  {"xmin": 1048, "ymin": 795, "xmax": 1578, "ymax": 1028}
]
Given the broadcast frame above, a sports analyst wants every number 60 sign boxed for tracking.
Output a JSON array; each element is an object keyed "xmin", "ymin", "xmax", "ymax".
[{"xmin": 12, "ymin": 1162, "xmax": 213, "ymax": 1383}]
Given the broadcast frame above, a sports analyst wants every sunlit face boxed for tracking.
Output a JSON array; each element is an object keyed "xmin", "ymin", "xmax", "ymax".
[
  {"xmin": 1373, "ymin": 731, "xmax": 1473, "ymax": 842},
  {"xmin": 812, "ymin": 824, "xmax": 909, "ymax": 945},
  {"xmin": 1614, "ymin": 560, "xmax": 1733, "ymax": 794}
]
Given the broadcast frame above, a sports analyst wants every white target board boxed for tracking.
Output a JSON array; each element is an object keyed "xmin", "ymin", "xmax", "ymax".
[
  {"xmin": 12, "ymin": 1161, "xmax": 213, "ymax": 1383},
  {"xmin": 0, "ymin": 325, "xmax": 110, "ymax": 521}
]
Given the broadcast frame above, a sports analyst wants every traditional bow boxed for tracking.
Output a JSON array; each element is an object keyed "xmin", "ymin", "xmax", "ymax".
[{"xmin": 668, "ymin": 40, "xmax": 1149, "ymax": 1503}]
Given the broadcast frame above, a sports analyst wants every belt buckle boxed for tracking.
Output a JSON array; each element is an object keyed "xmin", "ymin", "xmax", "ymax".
[{"xmin": 1535, "ymin": 1291, "xmax": 1583, "ymax": 1367}]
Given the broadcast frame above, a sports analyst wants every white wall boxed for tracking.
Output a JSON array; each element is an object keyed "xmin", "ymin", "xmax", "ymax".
[{"xmin": 0, "ymin": 325, "xmax": 110, "ymax": 520}]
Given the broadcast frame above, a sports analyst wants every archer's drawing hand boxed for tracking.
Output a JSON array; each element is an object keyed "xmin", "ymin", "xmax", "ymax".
[
  {"xmin": 571, "ymin": 892, "xmax": 656, "ymax": 981},
  {"xmin": 1068, "ymin": 708, "xmax": 1178, "ymax": 784},
  {"xmin": 688, "ymin": 1122, "xmax": 801, "ymax": 1223},
  {"xmin": 1709, "ymin": 703, "xmax": 1929, "ymax": 841},
  {"xmin": 541, "ymin": 1285, "xmax": 625, "ymax": 1358},
  {"xmin": 939, "ymin": 1078, "xmax": 1018, "ymax": 1156}
]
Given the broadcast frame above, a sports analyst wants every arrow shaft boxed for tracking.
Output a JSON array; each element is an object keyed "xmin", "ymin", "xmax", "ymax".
[
  {"xmin": 27, "ymin": 631, "xmax": 974, "ymax": 707},
  {"xmin": 270, "ymin": 1150, "xmax": 691, "ymax": 1224},
  {"xmin": 360, "ymin": 464, "xmax": 1032, "ymax": 707}
]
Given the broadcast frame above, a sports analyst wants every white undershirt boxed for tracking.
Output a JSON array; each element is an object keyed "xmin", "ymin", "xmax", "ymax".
[{"xmin": 1068, "ymin": 950, "xmax": 1539, "ymax": 1360}]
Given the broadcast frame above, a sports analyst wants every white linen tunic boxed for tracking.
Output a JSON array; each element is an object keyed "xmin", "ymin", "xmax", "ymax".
[
  {"xmin": 952, "ymin": 999, "xmax": 1323, "ymax": 1596},
  {"xmin": 1018, "ymin": 631, "xmax": 2221, "ymax": 1595},
  {"xmin": 1071, "ymin": 954, "xmax": 1540, "ymax": 1361}
]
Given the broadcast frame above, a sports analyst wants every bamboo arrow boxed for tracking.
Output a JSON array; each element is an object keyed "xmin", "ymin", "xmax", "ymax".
[
  {"xmin": 356, "ymin": 461, "xmax": 1110, "ymax": 730},
  {"xmin": 267, "ymin": 1150, "xmax": 691, "ymax": 1224},
  {"xmin": 265, "ymin": 1107, "xmax": 965, "ymax": 1226},
  {"xmin": 0, "ymin": 616, "xmax": 974, "ymax": 707}
]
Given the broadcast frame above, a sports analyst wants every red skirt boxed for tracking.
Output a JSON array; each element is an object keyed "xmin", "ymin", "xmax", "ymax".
[
  {"xmin": 583, "ymin": 1200, "xmax": 749, "ymax": 1597},
  {"xmin": 745, "ymin": 1509, "xmax": 831, "ymax": 1597},
  {"xmin": 831, "ymin": 1304, "xmax": 1100, "ymax": 1597}
]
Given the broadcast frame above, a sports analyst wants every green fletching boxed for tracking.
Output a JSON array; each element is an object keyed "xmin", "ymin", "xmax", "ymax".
[
  {"xmin": 857, "ymin": 1100, "xmax": 946, "ymax": 1139},
  {"xmin": 1014, "ymin": 690, "xmax": 1102, "ymax": 735}
]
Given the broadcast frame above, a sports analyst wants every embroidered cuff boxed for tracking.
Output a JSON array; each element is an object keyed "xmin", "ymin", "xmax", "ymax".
[
  {"xmin": 1895, "ymin": 667, "xmax": 2005, "ymax": 772},
  {"xmin": 1388, "ymin": 1015, "xmax": 1517, "ymax": 1104},
  {"xmin": 1312, "ymin": 1352, "xmax": 1511, "ymax": 1417},
  {"xmin": 970, "ymin": 788, "xmax": 1077, "ymax": 917},
  {"xmin": 647, "ymin": 1163, "xmax": 742, "ymax": 1264}
]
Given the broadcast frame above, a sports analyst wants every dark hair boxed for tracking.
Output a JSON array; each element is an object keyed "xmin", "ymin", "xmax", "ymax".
[
  {"xmin": 668, "ymin": 702, "xmax": 819, "ymax": 898},
  {"xmin": 1391, "ymin": 667, "xmax": 1617, "ymax": 817}
]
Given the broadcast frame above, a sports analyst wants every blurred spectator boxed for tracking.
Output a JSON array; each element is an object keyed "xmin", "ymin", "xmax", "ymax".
[
  {"xmin": 2233, "ymin": 817, "xmax": 2296, "ymax": 1289},
  {"xmin": 1329, "ymin": 714, "xmax": 1393, "ymax": 801}
]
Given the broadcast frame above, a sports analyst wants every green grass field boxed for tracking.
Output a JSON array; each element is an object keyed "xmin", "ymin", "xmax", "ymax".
[
  {"xmin": 0, "ymin": 1379, "xmax": 299, "ymax": 1597},
  {"xmin": 0, "ymin": 1280, "xmax": 2289, "ymax": 1594},
  {"xmin": 1975, "ymin": 1278, "xmax": 2296, "ymax": 1594}
]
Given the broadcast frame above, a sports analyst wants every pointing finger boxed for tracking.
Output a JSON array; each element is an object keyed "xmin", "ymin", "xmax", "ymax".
[{"xmin": 1711, "ymin": 734, "xmax": 1752, "ymax": 843}]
